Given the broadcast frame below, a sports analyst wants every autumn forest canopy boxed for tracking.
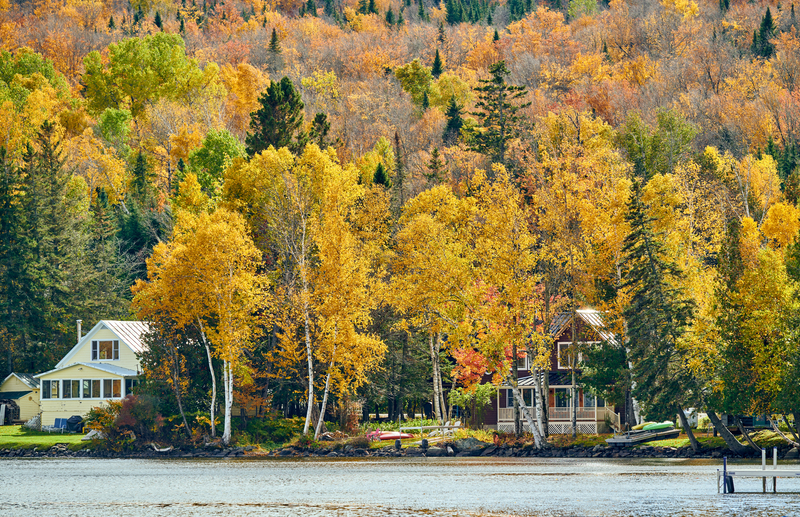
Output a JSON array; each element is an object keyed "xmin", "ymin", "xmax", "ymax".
[{"xmin": 3, "ymin": 0, "xmax": 800, "ymax": 447}]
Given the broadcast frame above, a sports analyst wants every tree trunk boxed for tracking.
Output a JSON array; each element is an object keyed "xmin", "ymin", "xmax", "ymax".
[
  {"xmin": 436, "ymin": 332, "xmax": 447, "ymax": 422},
  {"xmin": 197, "ymin": 319, "xmax": 216, "ymax": 438},
  {"xmin": 543, "ymin": 366, "xmax": 550, "ymax": 437},
  {"xmin": 770, "ymin": 416, "xmax": 800, "ymax": 447},
  {"xmin": 571, "ymin": 314, "xmax": 577, "ymax": 438},
  {"xmin": 735, "ymin": 416, "xmax": 761, "ymax": 451},
  {"xmin": 302, "ymin": 292, "xmax": 314, "ymax": 435},
  {"xmin": 785, "ymin": 414, "xmax": 800, "ymax": 442},
  {"xmin": 513, "ymin": 342, "xmax": 520, "ymax": 437},
  {"xmin": 315, "ymin": 357, "xmax": 335, "ymax": 439},
  {"xmin": 505, "ymin": 375, "xmax": 544, "ymax": 449},
  {"xmin": 677, "ymin": 408, "xmax": 699, "ymax": 452},
  {"xmin": 222, "ymin": 359, "xmax": 233, "ymax": 445},
  {"xmin": 707, "ymin": 412, "xmax": 748, "ymax": 453},
  {"xmin": 793, "ymin": 413, "xmax": 800, "ymax": 441},
  {"xmin": 429, "ymin": 333, "xmax": 441, "ymax": 422},
  {"xmin": 534, "ymin": 367, "xmax": 545, "ymax": 436}
]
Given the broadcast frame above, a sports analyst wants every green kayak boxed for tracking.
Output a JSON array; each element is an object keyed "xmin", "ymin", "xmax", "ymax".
[{"xmin": 642, "ymin": 421, "xmax": 674, "ymax": 431}]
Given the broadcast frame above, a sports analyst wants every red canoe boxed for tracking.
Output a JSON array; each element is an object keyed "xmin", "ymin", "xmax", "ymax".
[{"xmin": 366, "ymin": 430, "xmax": 413, "ymax": 441}]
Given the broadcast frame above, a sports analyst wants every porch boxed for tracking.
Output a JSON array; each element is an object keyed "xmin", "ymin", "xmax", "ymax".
[{"xmin": 496, "ymin": 405, "xmax": 620, "ymax": 434}]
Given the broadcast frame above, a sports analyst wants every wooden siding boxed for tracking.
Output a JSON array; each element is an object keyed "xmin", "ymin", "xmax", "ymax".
[
  {"xmin": 0, "ymin": 376, "xmax": 40, "ymax": 421},
  {"xmin": 63, "ymin": 328, "xmax": 142, "ymax": 373}
]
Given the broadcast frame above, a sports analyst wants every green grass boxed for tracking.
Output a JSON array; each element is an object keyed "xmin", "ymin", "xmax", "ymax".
[
  {"xmin": 640, "ymin": 434, "xmax": 726, "ymax": 449},
  {"xmin": 0, "ymin": 425, "xmax": 86, "ymax": 450}
]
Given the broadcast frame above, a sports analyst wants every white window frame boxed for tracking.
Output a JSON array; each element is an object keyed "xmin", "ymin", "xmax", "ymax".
[
  {"xmin": 92, "ymin": 340, "xmax": 120, "ymax": 361},
  {"xmin": 556, "ymin": 341, "xmax": 599, "ymax": 369}
]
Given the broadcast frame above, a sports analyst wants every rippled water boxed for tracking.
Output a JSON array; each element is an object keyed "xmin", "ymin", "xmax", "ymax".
[{"xmin": 1, "ymin": 457, "xmax": 799, "ymax": 516}]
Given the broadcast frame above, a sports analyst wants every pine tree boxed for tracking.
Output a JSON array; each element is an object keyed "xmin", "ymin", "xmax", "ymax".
[
  {"xmin": 468, "ymin": 60, "xmax": 530, "ymax": 166},
  {"xmin": 108, "ymin": 15, "xmax": 116, "ymax": 30},
  {"xmin": 386, "ymin": 6, "xmax": 395, "ymax": 24},
  {"xmin": 438, "ymin": 21, "xmax": 446, "ymax": 42},
  {"xmin": 493, "ymin": 28, "xmax": 500, "ymax": 41},
  {"xmin": 325, "ymin": 0, "xmax": 334, "ymax": 15},
  {"xmin": 425, "ymin": 147, "xmax": 445, "ymax": 183},
  {"xmin": 309, "ymin": 112, "xmax": 333, "ymax": 147},
  {"xmin": 306, "ymin": 0, "xmax": 316, "ymax": 15},
  {"xmin": 368, "ymin": 0, "xmax": 377, "ymax": 14},
  {"xmin": 180, "ymin": 17, "xmax": 185, "ymax": 32},
  {"xmin": 753, "ymin": 8, "xmax": 776, "ymax": 58},
  {"xmin": 621, "ymin": 181, "xmax": 696, "ymax": 420},
  {"xmin": 269, "ymin": 28, "xmax": 282, "ymax": 54},
  {"xmin": 487, "ymin": 10, "xmax": 493, "ymax": 25},
  {"xmin": 421, "ymin": 90, "xmax": 430, "ymax": 110},
  {"xmin": 418, "ymin": 0, "xmax": 426, "ymax": 20},
  {"xmin": 431, "ymin": 49, "xmax": 443, "ymax": 78},
  {"xmin": 373, "ymin": 162, "xmax": 391, "ymax": 187},
  {"xmin": 246, "ymin": 76, "xmax": 308, "ymax": 156},
  {"xmin": 442, "ymin": 97, "xmax": 464, "ymax": 145},
  {"xmin": 131, "ymin": 151, "xmax": 153, "ymax": 204},
  {"xmin": 155, "ymin": 11, "xmax": 163, "ymax": 29},
  {"xmin": 397, "ymin": 8, "xmax": 405, "ymax": 24}
]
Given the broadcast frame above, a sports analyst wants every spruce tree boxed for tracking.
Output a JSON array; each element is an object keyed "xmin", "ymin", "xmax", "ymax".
[
  {"xmin": 368, "ymin": 0, "xmax": 377, "ymax": 14},
  {"xmin": 155, "ymin": 11, "xmax": 163, "ymax": 29},
  {"xmin": 438, "ymin": 21, "xmax": 446, "ymax": 42},
  {"xmin": 245, "ymin": 76, "xmax": 308, "ymax": 156},
  {"xmin": 418, "ymin": 0, "xmax": 426, "ymax": 20},
  {"xmin": 468, "ymin": 60, "xmax": 530, "ymax": 166},
  {"xmin": 325, "ymin": 0, "xmax": 334, "ymax": 16},
  {"xmin": 397, "ymin": 8, "xmax": 405, "ymax": 24},
  {"xmin": 442, "ymin": 97, "xmax": 464, "ymax": 145},
  {"xmin": 108, "ymin": 15, "xmax": 116, "ymax": 30},
  {"xmin": 269, "ymin": 28, "xmax": 282, "ymax": 54},
  {"xmin": 386, "ymin": 6, "xmax": 395, "ymax": 24},
  {"xmin": 180, "ymin": 17, "xmax": 185, "ymax": 33},
  {"xmin": 425, "ymin": 147, "xmax": 445, "ymax": 183},
  {"xmin": 309, "ymin": 112, "xmax": 332, "ymax": 147},
  {"xmin": 421, "ymin": 90, "xmax": 429, "ymax": 110},
  {"xmin": 493, "ymin": 28, "xmax": 500, "ymax": 41},
  {"xmin": 621, "ymin": 181, "xmax": 696, "ymax": 420},
  {"xmin": 306, "ymin": 0, "xmax": 316, "ymax": 15},
  {"xmin": 373, "ymin": 162, "xmax": 391, "ymax": 187},
  {"xmin": 431, "ymin": 49, "xmax": 443, "ymax": 78}
]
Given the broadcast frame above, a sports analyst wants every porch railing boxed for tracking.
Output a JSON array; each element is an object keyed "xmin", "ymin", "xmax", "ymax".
[{"xmin": 498, "ymin": 406, "xmax": 618, "ymax": 425}]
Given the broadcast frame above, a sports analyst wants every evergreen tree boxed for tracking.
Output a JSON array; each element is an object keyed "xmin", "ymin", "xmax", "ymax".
[
  {"xmin": 245, "ymin": 76, "xmax": 308, "ymax": 156},
  {"xmin": 493, "ymin": 28, "xmax": 500, "ymax": 41},
  {"xmin": 431, "ymin": 49, "xmax": 443, "ymax": 78},
  {"xmin": 386, "ymin": 6, "xmax": 395, "ymax": 24},
  {"xmin": 418, "ymin": 0, "xmax": 427, "ymax": 20},
  {"xmin": 357, "ymin": 0, "xmax": 368, "ymax": 13},
  {"xmin": 425, "ymin": 147, "xmax": 445, "ymax": 183},
  {"xmin": 309, "ymin": 112, "xmax": 333, "ymax": 147},
  {"xmin": 442, "ymin": 97, "xmax": 464, "ymax": 145},
  {"xmin": 373, "ymin": 162, "xmax": 391, "ymax": 187},
  {"xmin": 752, "ymin": 8, "xmax": 776, "ymax": 58},
  {"xmin": 269, "ymin": 28, "xmax": 282, "ymax": 54},
  {"xmin": 397, "ymin": 8, "xmax": 405, "ymax": 24},
  {"xmin": 108, "ymin": 15, "xmax": 116, "ymax": 30},
  {"xmin": 621, "ymin": 181, "xmax": 696, "ymax": 420},
  {"xmin": 306, "ymin": 0, "xmax": 316, "ymax": 15},
  {"xmin": 180, "ymin": 17, "xmax": 185, "ymax": 33},
  {"xmin": 421, "ymin": 90, "xmax": 429, "ymax": 110},
  {"xmin": 468, "ymin": 60, "xmax": 530, "ymax": 166},
  {"xmin": 131, "ymin": 151, "xmax": 153, "ymax": 204},
  {"xmin": 155, "ymin": 11, "xmax": 163, "ymax": 29},
  {"xmin": 487, "ymin": 9, "xmax": 493, "ymax": 25},
  {"xmin": 438, "ymin": 21, "xmax": 447, "ymax": 43},
  {"xmin": 325, "ymin": 0, "xmax": 334, "ymax": 16},
  {"xmin": 368, "ymin": 0, "xmax": 378, "ymax": 14}
]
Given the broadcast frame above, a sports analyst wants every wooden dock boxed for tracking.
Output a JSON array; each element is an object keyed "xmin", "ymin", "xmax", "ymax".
[{"xmin": 718, "ymin": 448, "xmax": 800, "ymax": 493}]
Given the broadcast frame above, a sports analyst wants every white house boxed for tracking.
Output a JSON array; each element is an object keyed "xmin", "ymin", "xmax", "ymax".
[{"xmin": 35, "ymin": 320, "xmax": 148, "ymax": 426}]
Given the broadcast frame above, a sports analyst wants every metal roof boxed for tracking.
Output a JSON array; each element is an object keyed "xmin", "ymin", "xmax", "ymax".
[
  {"xmin": 0, "ymin": 390, "xmax": 32, "ymax": 400},
  {"xmin": 36, "ymin": 362, "xmax": 140, "ymax": 378},
  {"xmin": 549, "ymin": 309, "xmax": 618, "ymax": 346},
  {"xmin": 1, "ymin": 373, "xmax": 39, "ymax": 389},
  {"xmin": 103, "ymin": 320, "xmax": 149, "ymax": 354},
  {"xmin": 55, "ymin": 320, "xmax": 149, "ymax": 369},
  {"xmin": 509, "ymin": 372, "xmax": 574, "ymax": 388}
]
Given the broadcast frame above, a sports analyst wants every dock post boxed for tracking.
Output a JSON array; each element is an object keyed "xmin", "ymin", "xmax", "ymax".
[
  {"xmin": 762, "ymin": 448, "xmax": 766, "ymax": 493},
  {"xmin": 773, "ymin": 446, "xmax": 778, "ymax": 493},
  {"xmin": 723, "ymin": 457, "xmax": 728, "ymax": 494}
]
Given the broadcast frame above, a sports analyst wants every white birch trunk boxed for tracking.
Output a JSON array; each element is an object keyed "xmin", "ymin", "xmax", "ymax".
[
  {"xmin": 436, "ymin": 333, "xmax": 447, "ymax": 421},
  {"xmin": 533, "ymin": 367, "xmax": 545, "ymax": 436},
  {"xmin": 302, "ymin": 293, "xmax": 314, "ymax": 435},
  {"xmin": 222, "ymin": 359, "xmax": 233, "ymax": 445},
  {"xmin": 505, "ymin": 375, "xmax": 544, "ymax": 449},
  {"xmin": 197, "ymin": 319, "xmax": 216, "ymax": 438},
  {"xmin": 315, "ymin": 329, "xmax": 338, "ymax": 440},
  {"xmin": 429, "ymin": 333, "xmax": 441, "ymax": 422}
]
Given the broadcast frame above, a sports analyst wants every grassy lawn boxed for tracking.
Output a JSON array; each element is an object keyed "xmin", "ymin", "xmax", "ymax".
[{"xmin": 0, "ymin": 425, "xmax": 86, "ymax": 450}]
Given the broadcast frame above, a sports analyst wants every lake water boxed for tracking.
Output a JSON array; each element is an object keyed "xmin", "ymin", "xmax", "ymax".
[{"xmin": 1, "ymin": 457, "xmax": 799, "ymax": 516}]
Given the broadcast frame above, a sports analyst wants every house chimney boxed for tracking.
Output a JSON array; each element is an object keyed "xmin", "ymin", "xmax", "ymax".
[{"xmin": 77, "ymin": 320, "xmax": 82, "ymax": 342}]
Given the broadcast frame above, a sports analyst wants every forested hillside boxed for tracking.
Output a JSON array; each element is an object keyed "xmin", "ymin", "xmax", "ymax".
[{"xmin": 2, "ymin": 0, "xmax": 800, "ymax": 442}]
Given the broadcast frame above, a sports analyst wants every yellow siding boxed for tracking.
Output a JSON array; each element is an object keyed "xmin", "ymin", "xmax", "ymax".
[
  {"xmin": 67, "ymin": 328, "xmax": 141, "ymax": 372},
  {"xmin": 39, "ymin": 364, "xmax": 128, "ymax": 426},
  {"xmin": 0, "ymin": 376, "xmax": 40, "ymax": 421}
]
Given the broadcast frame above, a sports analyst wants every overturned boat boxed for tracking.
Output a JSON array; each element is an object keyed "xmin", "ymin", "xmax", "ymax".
[{"xmin": 606, "ymin": 421, "xmax": 681, "ymax": 446}]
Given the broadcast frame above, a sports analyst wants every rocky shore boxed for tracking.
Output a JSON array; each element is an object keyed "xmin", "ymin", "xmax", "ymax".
[{"xmin": 3, "ymin": 437, "xmax": 798, "ymax": 460}]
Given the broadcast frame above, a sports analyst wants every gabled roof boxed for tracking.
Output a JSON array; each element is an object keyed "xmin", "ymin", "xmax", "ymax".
[
  {"xmin": 55, "ymin": 320, "xmax": 149, "ymax": 369},
  {"xmin": 549, "ymin": 309, "xmax": 618, "ymax": 346},
  {"xmin": 36, "ymin": 362, "xmax": 140, "ymax": 378},
  {"xmin": 1, "ymin": 373, "xmax": 39, "ymax": 389}
]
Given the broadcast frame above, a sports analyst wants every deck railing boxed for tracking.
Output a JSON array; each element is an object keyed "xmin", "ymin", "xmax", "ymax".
[{"xmin": 498, "ymin": 406, "xmax": 618, "ymax": 425}]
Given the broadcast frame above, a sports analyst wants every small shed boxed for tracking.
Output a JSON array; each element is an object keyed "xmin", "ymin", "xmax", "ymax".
[{"xmin": 0, "ymin": 373, "xmax": 40, "ymax": 423}]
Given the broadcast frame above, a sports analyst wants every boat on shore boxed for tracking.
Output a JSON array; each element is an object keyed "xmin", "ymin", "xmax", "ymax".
[
  {"xmin": 606, "ymin": 421, "xmax": 681, "ymax": 446},
  {"xmin": 366, "ymin": 430, "xmax": 414, "ymax": 441}
]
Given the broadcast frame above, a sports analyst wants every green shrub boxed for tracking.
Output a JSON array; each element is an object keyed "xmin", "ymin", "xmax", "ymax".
[{"xmin": 245, "ymin": 414, "xmax": 304, "ymax": 445}]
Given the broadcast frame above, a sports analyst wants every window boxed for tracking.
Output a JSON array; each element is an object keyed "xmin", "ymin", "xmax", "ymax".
[
  {"xmin": 103, "ymin": 379, "xmax": 122, "ymax": 398},
  {"xmin": 515, "ymin": 355, "xmax": 529, "ymax": 370},
  {"xmin": 92, "ymin": 340, "xmax": 119, "ymax": 361},
  {"xmin": 506, "ymin": 389, "xmax": 514, "ymax": 407},
  {"xmin": 83, "ymin": 379, "xmax": 101, "ymax": 398},
  {"xmin": 554, "ymin": 388, "xmax": 570, "ymax": 408},
  {"xmin": 584, "ymin": 392, "xmax": 595, "ymax": 408},
  {"xmin": 523, "ymin": 389, "xmax": 534, "ymax": 407},
  {"xmin": 42, "ymin": 380, "xmax": 53, "ymax": 399},
  {"xmin": 63, "ymin": 380, "xmax": 80, "ymax": 399},
  {"xmin": 125, "ymin": 379, "xmax": 139, "ymax": 395}
]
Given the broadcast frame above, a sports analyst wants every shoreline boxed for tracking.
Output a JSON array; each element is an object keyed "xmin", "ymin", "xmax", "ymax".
[{"xmin": 2, "ymin": 441, "xmax": 797, "ymax": 460}]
